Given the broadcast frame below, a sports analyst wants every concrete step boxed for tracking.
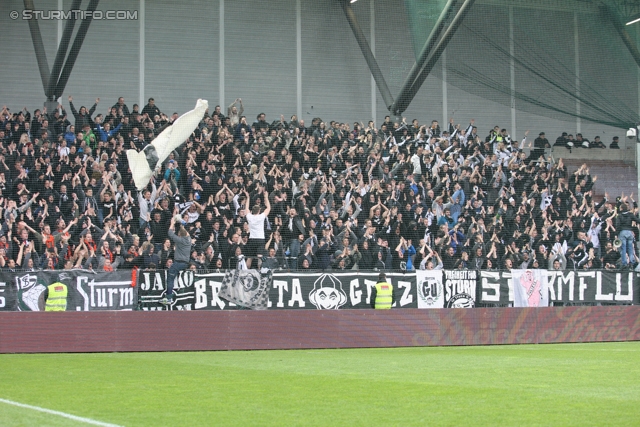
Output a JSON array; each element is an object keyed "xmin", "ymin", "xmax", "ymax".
[{"xmin": 551, "ymin": 146, "xmax": 636, "ymax": 164}]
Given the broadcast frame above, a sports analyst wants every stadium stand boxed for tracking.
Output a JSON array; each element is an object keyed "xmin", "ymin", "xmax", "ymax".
[{"xmin": 0, "ymin": 99, "xmax": 637, "ymax": 275}]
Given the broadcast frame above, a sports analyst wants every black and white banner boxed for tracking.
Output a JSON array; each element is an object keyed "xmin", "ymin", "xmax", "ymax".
[
  {"xmin": 137, "ymin": 270, "xmax": 418, "ymax": 310},
  {"xmin": 443, "ymin": 270, "xmax": 477, "ymax": 308},
  {"xmin": 0, "ymin": 276, "xmax": 18, "ymax": 311},
  {"xmin": 0, "ymin": 269, "xmax": 636, "ymax": 311},
  {"xmin": 416, "ymin": 270, "xmax": 444, "ymax": 308},
  {"xmin": 0, "ymin": 270, "xmax": 136, "ymax": 311},
  {"xmin": 137, "ymin": 270, "xmax": 195, "ymax": 311},
  {"xmin": 219, "ymin": 269, "xmax": 272, "ymax": 310},
  {"xmin": 478, "ymin": 270, "xmax": 638, "ymax": 305}
]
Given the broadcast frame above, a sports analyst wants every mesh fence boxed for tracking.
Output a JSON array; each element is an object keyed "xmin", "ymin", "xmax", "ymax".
[
  {"xmin": 0, "ymin": 0, "xmax": 640, "ymax": 288},
  {"xmin": 410, "ymin": 0, "xmax": 640, "ymax": 129}
]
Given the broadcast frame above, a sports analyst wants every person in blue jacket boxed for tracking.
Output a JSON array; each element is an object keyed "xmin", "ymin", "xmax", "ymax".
[
  {"xmin": 164, "ymin": 159, "xmax": 181, "ymax": 184},
  {"xmin": 63, "ymin": 125, "xmax": 76, "ymax": 145},
  {"xmin": 95, "ymin": 120, "xmax": 123, "ymax": 142}
]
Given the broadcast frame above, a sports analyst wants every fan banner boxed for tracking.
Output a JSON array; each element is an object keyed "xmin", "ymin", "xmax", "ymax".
[
  {"xmin": 512, "ymin": 269, "xmax": 549, "ymax": 308},
  {"xmin": 0, "ymin": 269, "xmax": 635, "ymax": 311},
  {"xmin": 443, "ymin": 270, "xmax": 477, "ymax": 308},
  {"xmin": 137, "ymin": 269, "xmax": 195, "ymax": 311},
  {"xmin": 477, "ymin": 270, "xmax": 638, "ymax": 305},
  {"xmin": 0, "ymin": 270, "xmax": 136, "ymax": 311},
  {"xmin": 218, "ymin": 269, "xmax": 272, "ymax": 310},
  {"xmin": 416, "ymin": 270, "xmax": 444, "ymax": 309},
  {"xmin": 137, "ymin": 270, "xmax": 418, "ymax": 311}
]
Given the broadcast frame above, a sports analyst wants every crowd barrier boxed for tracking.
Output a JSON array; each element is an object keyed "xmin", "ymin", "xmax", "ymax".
[
  {"xmin": 0, "ymin": 268, "xmax": 637, "ymax": 312},
  {"xmin": 1, "ymin": 307, "xmax": 638, "ymax": 353},
  {"xmin": 1, "ymin": 268, "xmax": 638, "ymax": 353}
]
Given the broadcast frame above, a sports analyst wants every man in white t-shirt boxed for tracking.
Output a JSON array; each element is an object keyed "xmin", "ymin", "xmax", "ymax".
[
  {"xmin": 244, "ymin": 188, "xmax": 270, "ymax": 268},
  {"xmin": 58, "ymin": 140, "xmax": 70, "ymax": 158}
]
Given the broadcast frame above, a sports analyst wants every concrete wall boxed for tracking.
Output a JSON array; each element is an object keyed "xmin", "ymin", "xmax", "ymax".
[
  {"xmin": 0, "ymin": 0, "xmax": 636, "ymax": 149},
  {"xmin": 0, "ymin": 0, "xmax": 140, "ymax": 112}
]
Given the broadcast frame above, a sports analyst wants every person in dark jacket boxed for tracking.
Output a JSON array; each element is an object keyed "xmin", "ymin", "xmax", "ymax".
[
  {"xmin": 590, "ymin": 136, "xmax": 606, "ymax": 149},
  {"xmin": 527, "ymin": 132, "xmax": 549, "ymax": 163},
  {"xmin": 112, "ymin": 97, "xmax": 130, "ymax": 116},
  {"xmin": 554, "ymin": 132, "xmax": 568, "ymax": 147},
  {"xmin": 68, "ymin": 95, "xmax": 97, "ymax": 129},
  {"xmin": 315, "ymin": 237, "xmax": 334, "ymax": 270},
  {"xmin": 141, "ymin": 243, "xmax": 160, "ymax": 268},
  {"xmin": 358, "ymin": 240, "xmax": 376, "ymax": 270},
  {"xmin": 161, "ymin": 216, "xmax": 192, "ymax": 304},
  {"xmin": 617, "ymin": 203, "xmax": 640, "ymax": 268},
  {"xmin": 442, "ymin": 246, "xmax": 457, "ymax": 270},
  {"xmin": 141, "ymin": 98, "xmax": 161, "ymax": 118}
]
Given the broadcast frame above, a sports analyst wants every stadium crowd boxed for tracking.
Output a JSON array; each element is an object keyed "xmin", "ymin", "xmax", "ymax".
[{"xmin": 0, "ymin": 96, "xmax": 637, "ymax": 273}]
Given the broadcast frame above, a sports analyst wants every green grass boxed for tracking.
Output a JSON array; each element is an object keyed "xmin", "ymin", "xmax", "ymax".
[{"xmin": 0, "ymin": 342, "xmax": 639, "ymax": 426}]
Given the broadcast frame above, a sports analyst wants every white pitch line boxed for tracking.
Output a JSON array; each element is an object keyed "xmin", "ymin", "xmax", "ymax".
[{"xmin": 0, "ymin": 398, "xmax": 123, "ymax": 427}]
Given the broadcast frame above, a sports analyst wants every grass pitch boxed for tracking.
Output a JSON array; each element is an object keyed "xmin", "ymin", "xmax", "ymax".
[{"xmin": 0, "ymin": 342, "xmax": 638, "ymax": 426}]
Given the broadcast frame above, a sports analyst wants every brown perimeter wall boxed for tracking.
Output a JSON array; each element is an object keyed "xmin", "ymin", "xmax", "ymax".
[{"xmin": 1, "ymin": 306, "xmax": 639, "ymax": 353}]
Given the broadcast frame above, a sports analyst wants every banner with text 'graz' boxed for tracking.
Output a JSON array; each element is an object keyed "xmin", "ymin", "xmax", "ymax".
[
  {"xmin": 477, "ymin": 271, "xmax": 638, "ymax": 305},
  {"xmin": 137, "ymin": 270, "xmax": 418, "ymax": 310},
  {"xmin": 0, "ymin": 270, "xmax": 136, "ymax": 311}
]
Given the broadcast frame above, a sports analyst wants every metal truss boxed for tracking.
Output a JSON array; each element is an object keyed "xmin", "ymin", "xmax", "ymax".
[{"xmin": 24, "ymin": 0, "xmax": 100, "ymax": 106}]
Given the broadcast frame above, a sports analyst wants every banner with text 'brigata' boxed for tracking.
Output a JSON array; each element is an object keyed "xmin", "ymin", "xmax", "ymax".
[
  {"xmin": 137, "ymin": 270, "xmax": 418, "ymax": 310},
  {"xmin": 477, "ymin": 270, "xmax": 638, "ymax": 305},
  {"xmin": 0, "ymin": 269, "xmax": 636, "ymax": 311},
  {"xmin": 0, "ymin": 270, "xmax": 136, "ymax": 311}
]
